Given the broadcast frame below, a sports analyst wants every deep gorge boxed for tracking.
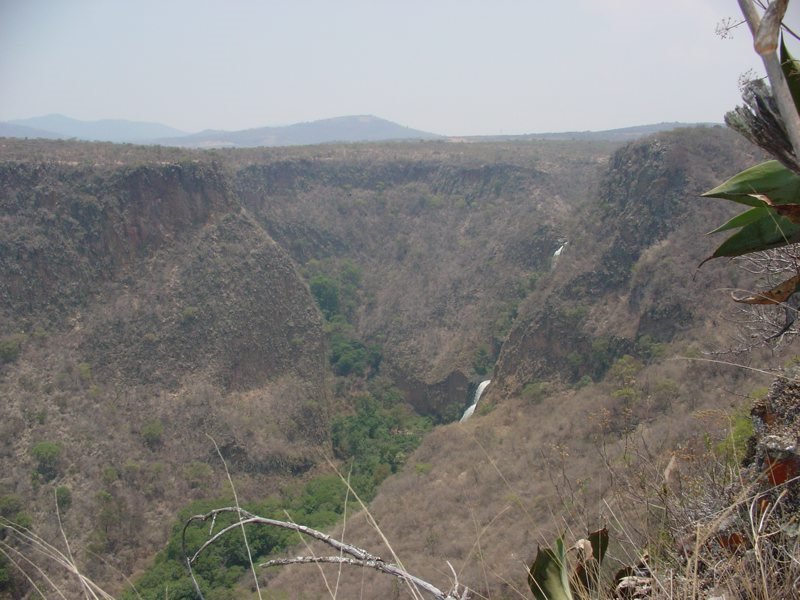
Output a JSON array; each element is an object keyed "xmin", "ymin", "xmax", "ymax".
[{"xmin": 0, "ymin": 128, "xmax": 777, "ymax": 598}]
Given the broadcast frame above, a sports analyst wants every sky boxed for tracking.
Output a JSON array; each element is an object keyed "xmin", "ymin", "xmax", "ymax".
[{"xmin": 1, "ymin": 0, "xmax": 798, "ymax": 137}]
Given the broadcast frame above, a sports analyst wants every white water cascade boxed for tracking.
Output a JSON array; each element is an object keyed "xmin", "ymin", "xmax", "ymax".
[
  {"xmin": 460, "ymin": 379, "xmax": 491, "ymax": 423},
  {"xmin": 551, "ymin": 241, "xmax": 568, "ymax": 269}
]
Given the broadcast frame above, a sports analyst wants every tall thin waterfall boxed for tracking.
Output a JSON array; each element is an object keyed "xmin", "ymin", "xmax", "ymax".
[
  {"xmin": 551, "ymin": 241, "xmax": 568, "ymax": 269},
  {"xmin": 460, "ymin": 379, "xmax": 491, "ymax": 422}
]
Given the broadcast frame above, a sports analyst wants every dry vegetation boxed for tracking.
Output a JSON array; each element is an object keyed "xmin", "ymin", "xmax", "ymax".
[
  {"xmin": 262, "ymin": 349, "xmax": 789, "ymax": 598},
  {"xmin": 1, "ymin": 128, "xmax": 796, "ymax": 599}
]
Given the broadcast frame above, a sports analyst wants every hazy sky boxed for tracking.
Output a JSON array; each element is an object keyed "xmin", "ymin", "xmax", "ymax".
[{"xmin": 1, "ymin": 1, "xmax": 798, "ymax": 136}]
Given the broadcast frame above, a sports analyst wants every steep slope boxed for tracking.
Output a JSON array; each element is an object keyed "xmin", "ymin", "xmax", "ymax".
[
  {"xmin": 232, "ymin": 140, "xmax": 620, "ymax": 420},
  {"xmin": 492, "ymin": 126, "xmax": 767, "ymax": 395},
  {"xmin": 0, "ymin": 136, "xmax": 624, "ymax": 594},
  {"xmin": 0, "ymin": 153, "xmax": 328, "ymax": 586},
  {"xmin": 264, "ymin": 127, "xmax": 783, "ymax": 598}
]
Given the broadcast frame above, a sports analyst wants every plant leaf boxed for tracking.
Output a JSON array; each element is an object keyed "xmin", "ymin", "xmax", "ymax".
[
  {"xmin": 528, "ymin": 538, "xmax": 573, "ymax": 600},
  {"xmin": 702, "ymin": 211, "xmax": 800, "ymax": 262},
  {"xmin": 780, "ymin": 37, "xmax": 800, "ymax": 112},
  {"xmin": 588, "ymin": 527, "xmax": 608, "ymax": 565},
  {"xmin": 716, "ymin": 532, "xmax": 746, "ymax": 553},
  {"xmin": 709, "ymin": 206, "xmax": 772, "ymax": 234},
  {"xmin": 572, "ymin": 527, "xmax": 609, "ymax": 593},
  {"xmin": 732, "ymin": 274, "xmax": 800, "ymax": 304},
  {"xmin": 770, "ymin": 203, "xmax": 800, "ymax": 223},
  {"xmin": 765, "ymin": 454, "xmax": 800, "ymax": 485},
  {"xmin": 702, "ymin": 160, "xmax": 800, "ymax": 206}
]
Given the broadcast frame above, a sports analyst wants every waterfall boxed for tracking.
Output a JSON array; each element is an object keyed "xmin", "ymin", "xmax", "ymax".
[
  {"xmin": 460, "ymin": 379, "xmax": 491, "ymax": 422},
  {"xmin": 551, "ymin": 241, "xmax": 568, "ymax": 270}
]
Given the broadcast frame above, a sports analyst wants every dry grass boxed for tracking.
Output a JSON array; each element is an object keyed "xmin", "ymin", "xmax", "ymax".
[
  {"xmin": 261, "ymin": 348, "xmax": 792, "ymax": 599},
  {"xmin": 601, "ymin": 421, "xmax": 800, "ymax": 600},
  {"xmin": 0, "ymin": 516, "xmax": 120, "ymax": 599},
  {"xmin": 4, "ymin": 386, "xmax": 798, "ymax": 600}
]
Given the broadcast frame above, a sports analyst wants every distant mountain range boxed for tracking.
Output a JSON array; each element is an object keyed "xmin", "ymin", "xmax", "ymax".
[
  {"xmin": 0, "ymin": 113, "xmax": 718, "ymax": 148},
  {"xmin": 0, "ymin": 114, "xmax": 441, "ymax": 147},
  {"xmin": 159, "ymin": 115, "xmax": 443, "ymax": 147},
  {"xmin": 4, "ymin": 114, "xmax": 187, "ymax": 143},
  {"xmin": 468, "ymin": 122, "xmax": 720, "ymax": 143}
]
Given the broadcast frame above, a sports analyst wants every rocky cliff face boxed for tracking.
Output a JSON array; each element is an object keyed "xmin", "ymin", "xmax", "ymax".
[
  {"xmin": 492, "ymin": 126, "xmax": 766, "ymax": 396},
  {"xmin": 233, "ymin": 142, "xmax": 615, "ymax": 419},
  {"xmin": 1, "ymin": 162, "xmax": 230, "ymax": 322},
  {"xmin": 0, "ymin": 154, "xmax": 328, "ymax": 581}
]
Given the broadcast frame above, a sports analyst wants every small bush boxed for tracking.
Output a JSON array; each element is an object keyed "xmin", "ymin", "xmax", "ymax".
[
  {"xmin": 77, "ymin": 362, "xmax": 92, "ymax": 382},
  {"xmin": 0, "ymin": 334, "xmax": 25, "ymax": 364},
  {"xmin": 414, "ymin": 462, "xmax": 433, "ymax": 476},
  {"xmin": 472, "ymin": 346, "xmax": 493, "ymax": 376},
  {"xmin": 522, "ymin": 380, "xmax": 552, "ymax": 404},
  {"xmin": 326, "ymin": 319, "xmax": 380, "ymax": 377},
  {"xmin": 30, "ymin": 441, "xmax": 61, "ymax": 481},
  {"xmin": 55, "ymin": 486, "xmax": 72, "ymax": 512},
  {"xmin": 609, "ymin": 354, "xmax": 643, "ymax": 386},
  {"xmin": 0, "ymin": 494, "xmax": 31, "ymax": 530},
  {"xmin": 0, "ymin": 495, "xmax": 23, "ymax": 519},
  {"xmin": 635, "ymin": 334, "xmax": 667, "ymax": 361},
  {"xmin": 184, "ymin": 461, "xmax": 213, "ymax": 489},
  {"xmin": 180, "ymin": 306, "xmax": 200, "ymax": 324},
  {"xmin": 140, "ymin": 419, "xmax": 164, "ymax": 449},
  {"xmin": 651, "ymin": 378, "xmax": 680, "ymax": 405},
  {"xmin": 309, "ymin": 274, "xmax": 340, "ymax": 320},
  {"xmin": 612, "ymin": 386, "xmax": 640, "ymax": 402},
  {"xmin": 102, "ymin": 466, "xmax": 119, "ymax": 485},
  {"xmin": 715, "ymin": 408, "xmax": 755, "ymax": 465}
]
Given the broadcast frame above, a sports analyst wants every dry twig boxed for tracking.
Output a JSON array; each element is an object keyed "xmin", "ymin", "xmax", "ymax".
[{"xmin": 181, "ymin": 507, "xmax": 471, "ymax": 599}]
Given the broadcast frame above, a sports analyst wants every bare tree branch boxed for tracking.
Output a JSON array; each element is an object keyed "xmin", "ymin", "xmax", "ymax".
[
  {"xmin": 261, "ymin": 555, "xmax": 469, "ymax": 599},
  {"xmin": 181, "ymin": 507, "xmax": 471, "ymax": 599}
]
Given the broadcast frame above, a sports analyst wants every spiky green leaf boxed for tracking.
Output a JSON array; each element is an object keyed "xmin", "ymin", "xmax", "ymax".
[
  {"xmin": 702, "ymin": 160, "xmax": 800, "ymax": 206},
  {"xmin": 780, "ymin": 37, "xmax": 800, "ymax": 112},
  {"xmin": 708, "ymin": 206, "xmax": 773, "ymax": 234},
  {"xmin": 528, "ymin": 538, "xmax": 573, "ymax": 600},
  {"xmin": 704, "ymin": 211, "xmax": 800, "ymax": 261}
]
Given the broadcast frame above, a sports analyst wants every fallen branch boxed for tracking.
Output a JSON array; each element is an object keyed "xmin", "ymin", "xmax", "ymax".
[{"xmin": 181, "ymin": 507, "xmax": 471, "ymax": 600}]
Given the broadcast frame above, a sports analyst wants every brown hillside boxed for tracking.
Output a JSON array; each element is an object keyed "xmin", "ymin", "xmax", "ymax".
[
  {"xmin": 0, "ymin": 128, "xmax": 787, "ymax": 597},
  {"xmin": 264, "ymin": 127, "xmax": 788, "ymax": 598},
  {"xmin": 0, "ymin": 153, "xmax": 328, "ymax": 587},
  {"xmin": 233, "ymin": 140, "xmax": 619, "ymax": 419},
  {"xmin": 493, "ymin": 126, "xmax": 769, "ymax": 397}
]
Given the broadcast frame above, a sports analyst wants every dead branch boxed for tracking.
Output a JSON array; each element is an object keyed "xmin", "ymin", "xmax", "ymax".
[{"xmin": 181, "ymin": 507, "xmax": 471, "ymax": 600}]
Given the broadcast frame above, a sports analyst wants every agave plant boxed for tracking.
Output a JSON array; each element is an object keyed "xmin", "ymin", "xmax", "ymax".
[
  {"xmin": 701, "ymin": 38, "xmax": 800, "ymax": 333},
  {"xmin": 702, "ymin": 39, "xmax": 800, "ymax": 266},
  {"xmin": 527, "ymin": 529, "xmax": 608, "ymax": 600}
]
